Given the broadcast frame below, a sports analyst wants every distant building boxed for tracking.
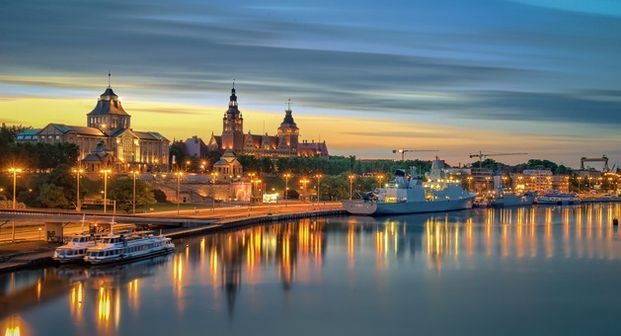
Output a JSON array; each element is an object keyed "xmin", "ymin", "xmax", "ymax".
[
  {"xmin": 513, "ymin": 169, "xmax": 551, "ymax": 193},
  {"xmin": 207, "ymin": 87, "xmax": 328, "ymax": 158},
  {"xmin": 184, "ymin": 136, "xmax": 209, "ymax": 158},
  {"xmin": 16, "ymin": 82, "xmax": 169, "ymax": 172},
  {"xmin": 470, "ymin": 168, "xmax": 493, "ymax": 193},
  {"xmin": 213, "ymin": 150, "xmax": 243, "ymax": 180}
]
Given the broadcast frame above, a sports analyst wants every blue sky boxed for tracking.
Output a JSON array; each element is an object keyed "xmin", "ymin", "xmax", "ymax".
[{"xmin": 0, "ymin": 0, "xmax": 620, "ymax": 166}]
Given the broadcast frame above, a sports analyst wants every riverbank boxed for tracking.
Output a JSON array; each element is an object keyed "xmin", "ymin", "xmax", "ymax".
[
  {"xmin": 0, "ymin": 241, "xmax": 59, "ymax": 273},
  {"xmin": 0, "ymin": 208, "xmax": 345, "ymax": 273}
]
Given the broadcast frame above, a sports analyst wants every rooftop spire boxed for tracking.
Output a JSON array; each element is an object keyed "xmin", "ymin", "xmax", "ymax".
[
  {"xmin": 108, "ymin": 72, "xmax": 111, "ymax": 88},
  {"xmin": 286, "ymin": 98, "xmax": 292, "ymax": 111},
  {"xmin": 228, "ymin": 80, "xmax": 238, "ymax": 109}
]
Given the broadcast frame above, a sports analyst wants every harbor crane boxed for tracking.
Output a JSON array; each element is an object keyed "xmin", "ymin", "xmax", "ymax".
[
  {"xmin": 469, "ymin": 151, "xmax": 528, "ymax": 168},
  {"xmin": 580, "ymin": 155, "xmax": 609, "ymax": 171},
  {"xmin": 392, "ymin": 148, "xmax": 438, "ymax": 161}
]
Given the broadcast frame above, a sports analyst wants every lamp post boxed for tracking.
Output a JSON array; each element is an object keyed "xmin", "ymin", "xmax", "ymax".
[
  {"xmin": 299, "ymin": 178, "xmax": 309, "ymax": 202},
  {"xmin": 130, "ymin": 170, "xmax": 139, "ymax": 214},
  {"xmin": 72, "ymin": 167, "xmax": 84, "ymax": 212},
  {"xmin": 175, "ymin": 171, "xmax": 184, "ymax": 215},
  {"xmin": 315, "ymin": 173, "xmax": 323, "ymax": 205},
  {"xmin": 210, "ymin": 171, "xmax": 219, "ymax": 212},
  {"xmin": 100, "ymin": 169, "xmax": 112, "ymax": 214},
  {"xmin": 283, "ymin": 173, "xmax": 291, "ymax": 207},
  {"xmin": 8, "ymin": 168, "xmax": 22, "ymax": 210},
  {"xmin": 376, "ymin": 174, "xmax": 385, "ymax": 188},
  {"xmin": 348, "ymin": 174, "xmax": 356, "ymax": 200},
  {"xmin": 248, "ymin": 172, "xmax": 256, "ymax": 205}
]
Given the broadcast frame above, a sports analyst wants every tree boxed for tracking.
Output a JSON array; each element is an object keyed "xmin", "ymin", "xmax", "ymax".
[
  {"xmin": 0, "ymin": 123, "xmax": 29, "ymax": 146},
  {"xmin": 169, "ymin": 141, "xmax": 186, "ymax": 170},
  {"xmin": 108, "ymin": 177, "xmax": 156, "ymax": 213},
  {"xmin": 39, "ymin": 183, "xmax": 71, "ymax": 208},
  {"xmin": 320, "ymin": 175, "xmax": 349, "ymax": 200}
]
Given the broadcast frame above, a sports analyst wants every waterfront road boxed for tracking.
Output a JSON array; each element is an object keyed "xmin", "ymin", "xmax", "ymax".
[
  {"xmin": 0, "ymin": 202, "xmax": 343, "ymax": 243},
  {"xmin": 142, "ymin": 201, "xmax": 342, "ymax": 219}
]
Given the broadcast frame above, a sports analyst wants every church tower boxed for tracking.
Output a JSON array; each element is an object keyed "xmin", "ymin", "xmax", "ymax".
[
  {"xmin": 221, "ymin": 85, "xmax": 244, "ymax": 152},
  {"xmin": 87, "ymin": 74, "xmax": 131, "ymax": 132},
  {"xmin": 277, "ymin": 99, "xmax": 299, "ymax": 156}
]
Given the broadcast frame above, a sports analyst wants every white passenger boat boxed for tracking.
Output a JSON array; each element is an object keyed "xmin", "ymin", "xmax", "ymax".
[
  {"xmin": 85, "ymin": 232, "xmax": 175, "ymax": 265},
  {"xmin": 343, "ymin": 158, "xmax": 475, "ymax": 216},
  {"xmin": 53, "ymin": 234, "xmax": 99, "ymax": 263},
  {"xmin": 536, "ymin": 192, "xmax": 581, "ymax": 205}
]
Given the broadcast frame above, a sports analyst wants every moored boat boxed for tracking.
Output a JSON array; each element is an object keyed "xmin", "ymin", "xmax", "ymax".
[
  {"xmin": 53, "ymin": 234, "xmax": 99, "ymax": 263},
  {"xmin": 491, "ymin": 192, "xmax": 536, "ymax": 208},
  {"xmin": 85, "ymin": 232, "xmax": 175, "ymax": 265},
  {"xmin": 536, "ymin": 192, "xmax": 581, "ymax": 205},
  {"xmin": 343, "ymin": 158, "xmax": 475, "ymax": 216}
]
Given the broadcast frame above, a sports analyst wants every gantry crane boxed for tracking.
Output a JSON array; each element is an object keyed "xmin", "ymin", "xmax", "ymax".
[
  {"xmin": 580, "ymin": 155, "xmax": 609, "ymax": 171},
  {"xmin": 469, "ymin": 151, "xmax": 528, "ymax": 168},
  {"xmin": 392, "ymin": 148, "xmax": 438, "ymax": 161}
]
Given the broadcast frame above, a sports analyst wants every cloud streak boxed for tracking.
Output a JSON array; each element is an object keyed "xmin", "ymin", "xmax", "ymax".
[{"xmin": 0, "ymin": 0, "xmax": 620, "ymax": 164}]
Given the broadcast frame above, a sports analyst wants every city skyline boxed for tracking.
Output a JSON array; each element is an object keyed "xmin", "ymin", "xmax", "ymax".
[{"xmin": 1, "ymin": 0, "xmax": 621, "ymax": 167}]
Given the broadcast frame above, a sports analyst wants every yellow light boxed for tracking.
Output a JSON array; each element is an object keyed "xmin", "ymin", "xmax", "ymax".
[{"xmin": 8, "ymin": 167, "xmax": 23, "ymax": 173}]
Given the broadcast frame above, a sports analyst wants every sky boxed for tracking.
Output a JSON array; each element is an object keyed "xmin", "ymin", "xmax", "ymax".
[{"xmin": 0, "ymin": 0, "xmax": 620, "ymax": 168}]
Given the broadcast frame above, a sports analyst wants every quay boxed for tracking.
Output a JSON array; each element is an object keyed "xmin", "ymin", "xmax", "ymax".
[{"xmin": 0, "ymin": 203, "xmax": 344, "ymax": 273}]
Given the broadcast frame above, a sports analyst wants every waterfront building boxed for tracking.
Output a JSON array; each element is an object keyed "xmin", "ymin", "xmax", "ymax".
[
  {"xmin": 213, "ymin": 150, "xmax": 243, "ymax": 181},
  {"xmin": 552, "ymin": 175, "xmax": 570, "ymax": 193},
  {"xmin": 16, "ymin": 82, "xmax": 169, "ymax": 172},
  {"xmin": 207, "ymin": 87, "xmax": 329, "ymax": 158},
  {"xmin": 512, "ymin": 169, "xmax": 551, "ymax": 193},
  {"xmin": 470, "ymin": 168, "xmax": 493, "ymax": 193}
]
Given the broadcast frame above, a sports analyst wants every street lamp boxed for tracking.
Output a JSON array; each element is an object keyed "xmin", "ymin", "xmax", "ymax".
[
  {"xmin": 175, "ymin": 171, "xmax": 184, "ymax": 215},
  {"xmin": 299, "ymin": 178, "xmax": 310, "ymax": 202},
  {"xmin": 130, "ymin": 170, "xmax": 139, "ymax": 214},
  {"xmin": 315, "ymin": 173, "xmax": 323, "ymax": 205},
  {"xmin": 348, "ymin": 174, "xmax": 356, "ymax": 200},
  {"xmin": 210, "ymin": 171, "xmax": 219, "ymax": 212},
  {"xmin": 8, "ymin": 167, "xmax": 23, "ymax": 210},
  {"xmin": 376, "ymin": 173, "xmax": 385, "ymax": 188},
  {"xmin": 248, "ymin": 172, "xmax": 256, "ymax": 204},
  {"xmin": 283, "ymin": 173, "xmax": 292, "ymax": 207},
  {"xmin": 100, "ymin": 169, "xmax": 112, "ymax": 214},
  {"xmin": 72, "ymin": 167, "xmax": 85, "ymax": 212}
]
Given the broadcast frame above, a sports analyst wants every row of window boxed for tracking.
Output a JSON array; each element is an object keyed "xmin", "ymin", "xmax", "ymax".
[
  {"xmin": 60, "ymin": 249, "xmax": 87, "ymax": 256},
  {"xmin": 17, "ymin": 135, "xmax": 60, "ymax": 140},
  {"xmin": 88, "ymin": 242, "xmax": 166, "ymax": 257}
]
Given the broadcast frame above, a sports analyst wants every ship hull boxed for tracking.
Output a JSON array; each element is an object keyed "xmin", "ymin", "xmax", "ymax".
[
  {"xmin": 491, "ymin": 195, "xmax": 535, "ymax": 208},
  {"xmin": 342, "ymin": 197, "xmax": 474, "ymax": 216}
]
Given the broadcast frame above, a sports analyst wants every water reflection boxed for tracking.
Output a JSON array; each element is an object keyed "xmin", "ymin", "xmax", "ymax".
[{"xmin": 2, "ymin": 204, "xmax": 621, "ymax": 334}]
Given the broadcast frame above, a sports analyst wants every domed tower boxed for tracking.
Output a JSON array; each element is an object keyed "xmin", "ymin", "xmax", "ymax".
[
  {"xmin": 87, "ymin": 74, "xmax": 131, "ymax": 132},
  {"xmin": 221, "ymin": 85, "xmax": 244, "ymax": 152},
  {"xmin": 277, "ymin": 99, "xmax": 299, "ymax": 156}
]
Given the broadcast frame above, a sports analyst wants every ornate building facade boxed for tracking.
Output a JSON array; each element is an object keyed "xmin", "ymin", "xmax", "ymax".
[
  {"xmin": 207, "ymin": 87, "xmax": 329, "ymax": 158},
  {"xmin": 16, "ymin": 83, "xmax": 169, "ymax": 172}
]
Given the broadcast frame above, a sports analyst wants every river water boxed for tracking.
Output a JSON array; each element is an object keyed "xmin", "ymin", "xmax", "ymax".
[{"xmin": 2, "ymin": 204, "xmax": 621, "ymax": 335}]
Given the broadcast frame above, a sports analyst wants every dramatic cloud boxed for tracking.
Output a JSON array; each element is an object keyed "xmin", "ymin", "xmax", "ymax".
[{"xmin": 0, "ymin": 0, "xmax": 620, "ymax": 164}]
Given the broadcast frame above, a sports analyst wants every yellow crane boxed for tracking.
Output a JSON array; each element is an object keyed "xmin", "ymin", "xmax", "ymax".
[
  {"xmin": 392, "ymin": 148, "xmax": 438, "ymax": 161},
  {"xmin": 469, "ymin": 151, "xmax": 528, "ymax": 168}
]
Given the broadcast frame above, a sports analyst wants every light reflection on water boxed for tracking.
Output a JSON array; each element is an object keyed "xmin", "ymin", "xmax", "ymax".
[{"xmin": 2, "ymin": 203, "xmax": 621, "ymax": 335}]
